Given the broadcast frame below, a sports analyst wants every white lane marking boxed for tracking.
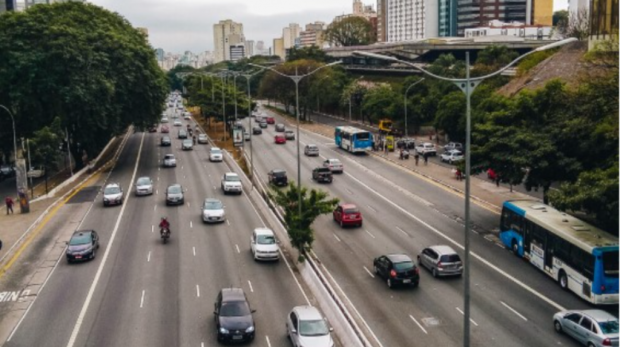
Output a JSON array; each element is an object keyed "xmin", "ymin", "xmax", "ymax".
[
  {"xmin": 248, "ymin": 280, "xmax": 254, "ymax": 293},
  {"xmin": 364, "ymin": 229, "xmax": 376, "ymax": 239},
  {"xmin": 154, "ymin": 205, "xmax": 157, "ymax": 211},
  {"xmin": 66, "ymin": 133, "xmax": 146, "ymax": 347},
  {"xmin": 395, "ymin": 226, "xmax": 408, "ymax": 236},
  {"xmin": 345, "ymin": 188, "xmax": 354, "ymax": 194},
  {"xmin": 456, "ymin": 307, "xmax": 479, "ymax": 326},
  {"xmin": 366, "ymin": 205, "xmax": 377, "ymax": 212},
  {"xmin": 363, "ymin": 266, "xmax": 375, "ymax": 278},
  {"xmin": 140, "ymin": 290, "xmax": 145, "ymax": 308},
  {"xmin": 342, "ymin": 168, "xmax": 567, "ymax": 312},
  {"xmin": 333, "ymin": 233, "xmax": 341, "ymax": 242},
  {"xmin": 147, "ymin": 251, "xmax": 151, "ymax": 262},
  {"xmin": 190, "ymin": 221, "xmax": 193, "ymax": 228},
  {"xmin": 187, "ymin": 202, "xmax": 190, "ymax": 207},
  {"xmin": 151, "ymin": 225, "xmax": 154, "ymax": 233},
  {"xmin": 500, "ymin": 301, "xmax": 528, "ymax": 321},
  {"xmin": 495, "ymin": 243, "xmax": 505, "ymax": 249},
  {"xmin": 409, "ymin": 315, "xmax": 428, "ymax": 334},
  {"xmin": 193, "ymin": 247, "xmax": 196, "ymax": 256},
  {"xmin": 156, "ymin": 189, "xmax": 158, "ymax": 195},
  {"xmin": 196, "ymin": 285, "xmax": 200, "ymax": 298},
  {"xmin": 182, "ymin": 165, "xmax": 184, "ymax": 170},
  {"xmin": 226, "ymin": 220, "xmax": 230, "ymax": 226},
  {"xmin": 157, "ymin": 176, "xmax": 159, "ymax": 181},
  {"xmin": 235, "ymin": 244, "xmax": 240, "ymax": 253},
  {"xmin": 158, "ymin": 168, "xmax": 160, "ymax": 172},
  {"xmin": 265, "ymin": 336, "xmax": 271, "ymax": 347},
  {"xmin": 201, "ymin": 343, "xmax": 205, "ymax": 347}
]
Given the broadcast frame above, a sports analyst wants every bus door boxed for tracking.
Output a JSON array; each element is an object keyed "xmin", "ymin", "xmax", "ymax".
[
  {"xmin": 544, "ymin": 234, "xmax": 555, "ymax": 271},
  {"xmin": 530, "ymin": 225, "xmax": 546, "ymax": 271}
]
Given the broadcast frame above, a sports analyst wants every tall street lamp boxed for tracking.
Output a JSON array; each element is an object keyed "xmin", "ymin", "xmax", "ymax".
[
  {"xmin": 354, "ymin": 37, "xmax": 576, "ymax": 347},
  {"xmin": 249, "ymin": 61, "xmax": 342, "ymax": 230},
  {"xmin": 218, "ymin": 72, "xmax": 228, "ymax": 142},
  {"xmin": 238, "ymin": 70, "xmax": 264, "ymax": 190},
  {"xmin": 404, "ymin": 78, "xmax": 425, "ymax": 138},
  {"xmin": 0, "ymin": 104, "xmax": 18, "ymax": 197},
  {"xmin": 221, "ymin": 70, "xmax": 240, "ymax": 122}
]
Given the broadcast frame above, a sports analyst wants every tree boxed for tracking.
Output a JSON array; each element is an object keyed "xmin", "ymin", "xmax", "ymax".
[
  {"xmin": 558, "ymin": 7, "xmax": 590, "ymax": 40},
  {"xmin": 167, "ymin": 65, "xmax": 196, "ymax": 91},
  {"xmin": 360, "ymin": 84, "xmax": 397, "ymax": 125},
  {"xmin": 29, "ymin": 121, "xmax": 62, "ymax": 193},
  {"xmin": 434, "ymin": 91, "xmax": 466, "ymax": 142},
  {"xmin": 270, "ymin": 183, "xmax": 339, "ymax": 260},
  {"xmin": 323, "ymin": 17, "xmax": 376, "ymax": 47},
  {"xmin": 287, "ymin": 46, "xmax": 328, "ymax": 63},
  {"xmin": 553, "ymin": 10, "xmax": 569, "ymax": 26}
]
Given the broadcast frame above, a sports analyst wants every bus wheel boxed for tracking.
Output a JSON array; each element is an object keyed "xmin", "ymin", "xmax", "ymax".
[
  {"xmin": 511, "ymin": 240, "xmax": 519, "ymax": 256},
  {"xmin": 558, "ymin": 271, "xmax": 568, "ymax": 290}
]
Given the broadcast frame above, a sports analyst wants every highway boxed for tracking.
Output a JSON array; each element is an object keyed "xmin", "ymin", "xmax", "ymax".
[
  {"xmin": 4, "ymin": 106, "xmax": 312, "ymax": 347},
  {"xmin": 241, "ymin": 104, "xmax": 592, "ymax": 347}
]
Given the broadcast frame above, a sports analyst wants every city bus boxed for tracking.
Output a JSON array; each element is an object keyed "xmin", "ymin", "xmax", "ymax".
[
  {"xmin": 500, "ymin": 200, "xmax": 618, "ymax": 305},
  {"xmin": 334, "ymin": 126, "xmax": 373, "ymax": 153}
]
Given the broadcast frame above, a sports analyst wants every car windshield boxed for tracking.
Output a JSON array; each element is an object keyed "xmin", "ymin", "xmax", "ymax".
[
  {"xmin": 226, "ymin": 175, "xmax": 240, "ymax": 181},
  {"xmin": 179, "ymin": 130, "xmax": 186, "ymax": 135},
  {"xmin": 69, "ymin": 233, "xmax": 91, "ymax": 245},
  {"xmin": 183, "ymin": 140, "xmax": 192, "ymax": 144},
  {"xmin": 440, "ymin": 254, "xmax": 461, "ymax": 262},
  {"xmin": 104, "ymin": 186, "xmax": 120, "ymax": 194},
  {"xmin": 257, "ymin": 234, "xmax": 276, "ymax": 245},
  {"xmin": 308, "ymin": 145, "xmax": 317, "ymax": 150},
  {"xmin": 211, "ymin": 149, "xmax": 222, "ymax": 155},
  {"xmin": 167, "ymin": 185, "xmax": 182, "ymax": 194},
  {"xmin": 165, "ymin": 155, "xmax": 174, "ymax": 159},
  {"xmin": 220, "ymin": 301, "xmax": 251, "ymax": 317},
  {"xmin": 199, "ymin": 134, "xmax": 207, "ymax": 138},
  {"xmin": 393, "ymin": 261, "xmax": 414, "ymax": 271},
  {"xmin": 137, "ymin": 178, "xmax": 150, "ymax": 186},
  {"xmin": 598, "ymin": 319, "xmax": 619, "ymax": 334},
  {"xmin": 204, "ymin": 200, "xmax": 223, "ymax": 210},
  {"xmin": 603, "ymin": 251, "xmax": 619, "ymax": 277},
  {"xmin": 331, "ymin": 160, "xmax": 341, "ymax": 165},
  {"xmin": 272, "ymin": 171, "xmax": 286, "ymax": 177},
  {"xmin": 344, "ymin": 208, "xmax": 359, "ymax": 214},
  {"xmin": 299, "ymin": 319, "xmax": 330, "ymax": 336}
]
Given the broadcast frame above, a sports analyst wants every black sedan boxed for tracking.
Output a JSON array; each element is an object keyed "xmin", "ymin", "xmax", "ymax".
[
  {"xmin": 166, "ymin": 184, "xmax": 185, "ymax": 205},
  {"xmin": 66, "ymin": 230, "xmax": 100, "ymax": 263},
  {"xmin": 214, "ymin": 288, "xmax": 256, "ymax": 343},
  {"xmin": 160, "ymin": 136, "xmax": 171, "ymax": 146},
  {"xmin": 252, "ymin": 127, "xmax": 262, "ymax": 135},
  {"xmin": 373, "ymin": 253, "xmax": 420, "ymax": 288},
  {"xmin": 268, "ymin": 169, "xmax": 288, "ymax": 187}
]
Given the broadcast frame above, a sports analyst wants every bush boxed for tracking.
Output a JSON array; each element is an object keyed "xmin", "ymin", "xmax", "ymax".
[{"xmin": 517, "ymin": 49, "xmax": 559, "ymax": 76}]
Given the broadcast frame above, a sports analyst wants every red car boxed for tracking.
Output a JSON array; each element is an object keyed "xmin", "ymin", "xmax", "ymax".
[
  {"xmin": 161, "ymin": 125, "xmax": 169, "ymax": 133},
  {"xmin": 148, "ymin": 125, "xmax": 158, "ymax": 133},
  {"xmin": 266, "ymin": 117, "xmax": 275, "ymax": 124},
  {"xmin": 275, "ymin": 134, "xmax": 286, "ymax": 144},
  {"xmin": 333, "ymin": 203, "xmax": 363, "ymax": 228}
]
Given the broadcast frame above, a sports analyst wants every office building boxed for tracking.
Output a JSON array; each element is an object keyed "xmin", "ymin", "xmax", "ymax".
[
  {"xmin": 438, "ymin": 0, "xmax": 458, "ymax": 37},
  {"xmin": 384, "ymin": 0, "xmax": 438, "ymax": 41},
  {"xmin": 245, "ymin": 40, "xmax": 254, "ymax": 57},
  {"xmin": 377, "ymin": 0, "xmax": 387, "ymax": 42},
  {"xmin": 299, "ymin": 21, "xmax": 326, "ymax": 47},
  {"xmin": 533, "ymin": 0, "xmax": 553, "ymax": 25},
  {"xmin": 255, "ymin": 41, "xmax": 266, "ymax": 55},
  {"xmin": 1, "ymin": 0, "xmax": 16, "ymax": 12},
  {"xmin": 437, "ymin": 0, "xmax": 532, "ymax": 37},
  {"xmin": 213, "ymin": 19, "xmax": 244, "ymax": 62},
  {"xmin": 155, "ymin": 48, "xmax": 164, "ymax": 62},
  {"xmin": 282, "ymin": 23, "xmax": 301, "ymax": 49},
  {"xmin": 273, "ymin": 38, "xmax": 285, "ymax": 60},
  {"xmin": 230, "ymin": 45, "xmax": 245, "ymax": 61},
  {"xmin": 589, "ymin": 0, "xmax": 619, "ymax": 47}
]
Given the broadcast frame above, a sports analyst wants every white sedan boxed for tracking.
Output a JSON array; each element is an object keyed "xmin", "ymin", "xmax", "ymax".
[
  {"xmin": 323, "ymin": 159, "xmax": 343, "ymax": 173},
  {"xmin": 27, "ymin": 166, "xmax": 45, "ymax": 178},
  {"xmin": 173, "ymin": 119, "xmax": 182, "ymax": 127},
  {"xmin": 440, "ymin": 150, "xmax": 464, "ymax": 164}
]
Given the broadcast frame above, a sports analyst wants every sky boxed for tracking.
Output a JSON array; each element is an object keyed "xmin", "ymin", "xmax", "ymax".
[{"xmin": 89, "ymin": 0, "xmax": 570, "ymax": 54}]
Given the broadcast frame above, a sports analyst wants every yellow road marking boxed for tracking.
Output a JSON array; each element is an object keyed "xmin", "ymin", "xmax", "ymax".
[{"xmin": 0, "ymin": 172, "xmax": 102, "ymax": 279}]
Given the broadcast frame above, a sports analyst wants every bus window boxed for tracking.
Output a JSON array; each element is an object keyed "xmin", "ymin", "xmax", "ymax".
[
  {"xmin": 356, "ymin": 132, "xmax": 370, "ymax": 140},
  {"xmin": 603, "ymin": 251, "xmax": 619, "ymax": 278}
]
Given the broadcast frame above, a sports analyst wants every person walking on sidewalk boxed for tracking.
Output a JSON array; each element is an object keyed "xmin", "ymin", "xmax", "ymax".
[
  {"xmin": 423, "ymin": 152, "xmax": 429, "ymax": 165},
  {"xmin": 5, "ymin": 196, "xmax": 14, "ymax": 215},
  {"xmin": 414, "ymin": 152, "xmax": 419, "ymax": 166}
]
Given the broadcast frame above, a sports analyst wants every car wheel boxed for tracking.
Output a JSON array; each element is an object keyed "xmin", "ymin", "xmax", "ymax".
[
  {"xmin": 387, "ymin": 278, "xmax": 393, "ymax": 288},
  {"xmin": 374, "ymin": 265, "xmax": 380, "ymax": 275},
  {"xmin": 554, "ymin": 320, "xmax": 563, "ymax": 333},
  {"xmin": 558, "ymin": 271, "xmax": 568, "ymax": 290},
  {"xmin": 432, "ymin": 268, "xmax": 438, "ymax": 278},
  {"xmin": 358, "ymin": 221, "xmax": 363, "ymax": 227},
  {"xmin": 91, "ymin": 250, "xmax": 96, "ymax": 259},
  {"xmin": 67, "ymin": 258, "xmax": 72, "ymax": 264},
  {"xmin": 340, "ymin": 219, "xmax": 344, "ymax": 228},
  {"xmin": 511, "ymin": 240, "xmax": 519, "ymax": 256}
]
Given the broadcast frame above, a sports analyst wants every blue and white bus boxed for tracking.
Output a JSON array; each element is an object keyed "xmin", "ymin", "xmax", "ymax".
[
  {"xmin": 334, "ymin": 126, "xmax": 373, "ymax": 153},
  {"xmin": 500, "ymin": 200, "xmax": 618, "ymax": 305}
]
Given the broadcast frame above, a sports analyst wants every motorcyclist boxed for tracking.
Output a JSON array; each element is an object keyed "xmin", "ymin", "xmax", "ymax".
[
  {"xmin": 193, "ymin": 135, "xmax": 197, "ymax": 145},
  {"xmin": 159, "ymin": 217, "xmax": 170, "ymax": 236}
]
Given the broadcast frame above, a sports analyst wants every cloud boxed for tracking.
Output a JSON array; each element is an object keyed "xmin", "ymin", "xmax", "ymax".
[{"xmin": 89, "ymin": 0, "xmax": 352, "ymax": 53}]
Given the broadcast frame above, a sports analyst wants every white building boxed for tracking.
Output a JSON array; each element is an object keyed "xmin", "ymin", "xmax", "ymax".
[
  {"xmin": 230, "ymin": 44, "xmax": 245, "ymax": 61},
  {"xmin": 282, "ymin": 23, "xmax": 301, "ymax": 49},
  {"xmin": 386, "ymin": 0, "xmax": 437, "ymax": 42},
  {"xmin": 464, "ymin": 20, "xmax": 552, "ymax": 40},
  {"xmin": 245, "ymin": 40, "xmax": 254, "ymax": 57},
  {"xmin": 213, "ymin": 19, "xmax": 244, "ymax": 63}
]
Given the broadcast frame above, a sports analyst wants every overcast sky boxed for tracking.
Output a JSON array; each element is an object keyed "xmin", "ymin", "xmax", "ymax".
[{"xmin": 88, "ymin": 0, "xmax": 570, "ymax": 54}]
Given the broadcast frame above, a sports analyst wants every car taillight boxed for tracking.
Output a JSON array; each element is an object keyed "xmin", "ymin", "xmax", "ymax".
[
  {"xmin": 415, "ymin": 267, "xmax": 420, "ymax": 275},
  {"xmin": 437, "ymin": 262, "xmax": 443, "ymax": 268},
  {"xmin": 602, "ymin": 338, "xmax": 611, "ymax": 346},
  {"xmin": 390, "ymin": 270, "xmax": 397, "ymax": 278}
]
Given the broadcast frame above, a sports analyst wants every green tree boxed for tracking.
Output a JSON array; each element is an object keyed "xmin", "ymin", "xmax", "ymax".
[
  {"xmin": 323, "ymin": 17, "xmax": 376, "ymax": 47},
  {"xmin": 287, "ymin": 46, "xmax": 328, "ymax": 62},
  {"xmin": 167, "ymin": 65, "xmax": 196, "ymax": 92},
  {"xmin": 270, "ymin": 183, "xmax": 339, "ymax": 259},
  {"xmin": 434, "ymin": 91, "xmax": 466, "ymax": 142},
  {"xmin": 361, "ymin": 84, "xmax": 398, "ymax": 125},
  {"xmin": 553, "ymin": 10, "xmax": 569, "ymax": 26}
]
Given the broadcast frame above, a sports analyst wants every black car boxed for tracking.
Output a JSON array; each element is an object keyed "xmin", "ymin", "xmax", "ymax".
[
  {"xmin": 268, "ymin": 169, "xmax": 288, "ymax": 187},
  {"xmin": 252, "ymin": 127, "xmax": 262, "ymax": 135},
  {"xmin": 66, "ymin": 230, "xmax": 100, "ymax": 263},
  {"xmin": 214, "ymin": 288, "xmax": 256, "ymax": 343},
  {"xmin": 275, "ymin": 123, "xmax": 285, "ymax": 132},
  {"xmin": 396, "ymin": 138, "xmax": 415, "ymax": 150},
  {"xmin": 312, "ymin": 167, "xmax": 333, "ymax": 183},
  {"xmin": 160, "ymin": 136, "xmax": 171, "ymax": 146},
  {"xmin": 373, "ymin": 254, "xmax": 420, "ymax": 288},
  {"xmin": 178, "ymin": 129, "xmax": 188, "ymax": 139}
]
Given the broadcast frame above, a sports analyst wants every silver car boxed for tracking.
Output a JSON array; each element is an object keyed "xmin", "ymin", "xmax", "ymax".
[
  {"xmin": 202, "ymin": 198, "xmax": 225, "ymax": 223},
  {"xmin": 286, "ymin": 305, "xmax": 334, "ymax": 347},
  {"xmin": 221, "ymin": 172, "xmax": 242, "ymax": 195},
  {"xmin": 181, "ymin": 139, "xmax": 193, "ymax": 150},
  {"xmin": 163, "ymin": 154, "xmax": 176, "ymax": 167},
  {"xmin": 285, "ymin": 130, "xmax": 295, "ymax": 140},
  {"xmin": 165, "ymin": 184, "xmax": 184, "ymax": 206},
  {"xmin": 304, "ymin": 144, "xmax": 319, "ymax": 156},
  {"xmin": 554, "ymin": 310, "xmax": 619, "ymax": 347},
  {"xmin": 134, "ymin": 176, "xmax": 153, "ymax": 196},
  {"xmin": 198, "ymin": 133, "xmax": 208, "ymax": 144},
  {"xmin": 209, "ymin": 147, "xmax": 223, "ymax": 162},
  {"xmin": 417, "ymin": 245, "xmax": 463, "ymax": 277},
  {"xmin": 102, "ymin": 183, "xmax": 123, "ymax": 206}
]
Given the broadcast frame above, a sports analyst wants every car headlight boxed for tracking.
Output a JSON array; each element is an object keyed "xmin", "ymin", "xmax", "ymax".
[
  {"xmin": 245, "ymin": 326, "xmax": 254, "ymax": 333},
  {"xmin": 104, "ymin": 198, "xmax": 109, "ymax": 202},
  {"xmin": 219, "ymin": 327, "xmax": 229, "ymax": 334}
]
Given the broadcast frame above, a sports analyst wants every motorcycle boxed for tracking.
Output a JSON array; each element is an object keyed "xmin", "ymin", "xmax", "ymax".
[{"xmin": 160, "ymin": 228, "xmax": 170, "ymax": 244}]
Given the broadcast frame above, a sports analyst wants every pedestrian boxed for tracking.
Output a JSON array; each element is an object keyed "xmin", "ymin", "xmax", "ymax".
[
  {"xmin": 5, "ymin": 196, "xmax": 14, "ymax": 215},
  {"xmin": 384, "ymin": 141, "xmax": 388, "ymax": 155},
  {"xmin": 414, "ymin": 152, "xmax": 419, "ymax": 166},
  {"xmin": 456, "ymin": 168, "xmax": 462, "ymax": 181},
  {"xmin": 423, "ymin": 152, "xmax": 428, "ymax": 165}
]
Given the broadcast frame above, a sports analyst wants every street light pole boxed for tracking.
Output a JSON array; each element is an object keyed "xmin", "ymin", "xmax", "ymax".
[
  {"xmin": 238, "ymin": 70, "xmax": 263, "ymax": 190},
  {"xmin": 403, "ymin": 78, "xmax": 424, "ymax": 139},
  {"xmin": 0, "ymin": 104, "xmax": 18, "ymax": 197},
  {"xmin": 249, "ymin": 61, "xmax": 342, "ymax": 232},
  {"xmin": 219, "ymin": 73, "xmax": 227, "ymax": 142},
  {"xmin": 353, "ymin": 37, "xmax": 576, "ymax": 347}
]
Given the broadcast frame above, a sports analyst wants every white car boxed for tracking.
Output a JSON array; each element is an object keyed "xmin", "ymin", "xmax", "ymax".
[
  {"xmin": 202, "ymin": 198, "xmax": 225, "ymax": 223},
  {"xmin": 181, "ymin": 139, "xmax": 193, "ymax": 150},
  {"xmin": 415, "ymin": 142, "xmax": 437, "ymax": 156},
  {"xmin": 161, "ymin": 117, "xmax": 169, "ymax": 123},
  {"xmin": 209, "ymin": 147, "xmax": 223, "ymax": 162},
  {"xmin": 163, "ymin": 153, "xmax": 176, "ymax": 167},
  {"xmin": 250, "ymin": 228, "xmax": 279, "ymax": 261},
  {"xmin": 286, "ymin": 305, "xmax": 334, "ymax": 347},
  {"xmin": 27, "ymin": 166, "xmax": 45, "ymax": 178},
  {"xmin": 197, "ymin": 134, "xmax": 208, "ymax": 144},
  {"xmin": 221, "ymin": 172, "xmax": 242, "ymax": 194},
  {"xmin": 134, "ymin": 176, "xmax": 153, "ymax": 196},
  {"xmin": 440, "ymin": 150, "xmax": 464, "ymax": 164},
  {"xmin": 173, "ymin": 119, "xmax": 182, "ymax": 127},
  {"xmin": 103, "ymin": 183, "xmax": 123, "ymax": 206},
  {"xmin": 323, "ymin": 159, "xmax": 343, "ymax": 173}
]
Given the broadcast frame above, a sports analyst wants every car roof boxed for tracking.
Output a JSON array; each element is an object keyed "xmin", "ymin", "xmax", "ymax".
[
  {"xmin": 168, "ymin": 183, "xmax": 181, "ymax": 188},
  {"xmin": 575, "ymin": 310, "xmax": 619, "ymax": 322},
  {"xmin": 340, "ymin": 203, "xmax": 357, "ymax": 209},
  {"xmin": 72, "ymin": 230, "xmax": 94, "ymax": 237},
  {"xmin": 293, "ymin": 305, "xmax": 323, "ymax": 320},
  {"xmin": 105, "ymin": 183, "xmax": 120, "ymax": 188},
  {"xmin": 306, "ymin": 144, "xmax": 317, "ymax": 147},
  {"xmin": 221, "ymin": 287, "xmax": 246, "ymax": 301},
  {"xmin": 165, "ymin": 154, "xmax": 175, "ymax": 157},
  {"xmin": 386, "ymin": 253, "xmax": 413, "ymax": 263},
  {"xmin": 327, "ymin": 158, "xmax": 341, "ymax": 162},
  {"xmin": 211, "ymin": 147, "xmax": 221, "ymax": 151},
  {"xmin": 428, "ymin": 245, "xmax": 458, "ymax": 255},
  {"xmin": 254, "ymin": 228, "xmax": 274, "ymax": 236},
  {"xmin": 271, "ymin": 169, "xmax": 285, "ymax": 173}
]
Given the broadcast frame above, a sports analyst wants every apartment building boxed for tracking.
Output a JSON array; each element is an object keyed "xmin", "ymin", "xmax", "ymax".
[{"xmin": 213, "ymin": 19, "xmax": 244, "ymax": 63}]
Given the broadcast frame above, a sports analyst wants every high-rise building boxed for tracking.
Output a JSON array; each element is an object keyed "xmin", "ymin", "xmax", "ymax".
[
  {"xmin": 438, "ymin": 0, "xmax": 458, "ymax": 37},
  {"xmin": 385, "ymin": 0, "xmax": 438, "ymax": 41},
  {"xmin": 273, "ymin": 38, "xmax": 285, "ymax": 59},
  {"xmin": 377, "ymin": 0, "xmax": 387, "ymax": 42},
  {"xmin": 299, "ymin": 21, "xmax": 326, "ymax": 47},
  {"xmin": 589, "ymin": 0, "xmax": 618, "ymax": 47},
  {"xmin": 245, "ymin": 40, "xmax": 254, "ymax": 57},
  {"xmin": 282, "ymin": 23, "xmax": 301, "ymax": 49},
  {"xmin": 437, "ymin": 0, "xmax": 532, "ymax": 37},
  {"xmin": 230, "ymin": 45, "xmax": 245, "ymax": 61},
  {"xmin": 1, "ymin": 0, "xmax": 16, "ymax": 12},
  {"xmin": 255, "ymin": 41, "xmax": 265, "ymax": 55},
  {"xmin": 155, "ymin": 48, "xmax": 165, "ymax": 62},
  {"xmin": 213, "ymin": 19, "xmax": 244, "ymax": 63},
  {"xmin": 532, "ymin": 0, "xmax": 553, "ymax": 25}
]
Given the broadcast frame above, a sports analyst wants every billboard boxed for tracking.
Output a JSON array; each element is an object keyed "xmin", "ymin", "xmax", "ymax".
[{"xmin": 233, "ymin": 128, "xmax": 243, "ymax": 147}]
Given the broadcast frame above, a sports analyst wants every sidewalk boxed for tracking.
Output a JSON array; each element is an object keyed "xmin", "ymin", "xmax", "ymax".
[{"xmin": 263, "ymin": 105, "xmax": 540, "ymax": 212}]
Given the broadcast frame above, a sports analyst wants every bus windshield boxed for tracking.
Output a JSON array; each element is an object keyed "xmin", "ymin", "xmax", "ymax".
[
  {"xmin": 603, "ymin": 251, "xmax": 619, "ymax": 277},
  {"xmin": 355, "ymin": 132, "xmax": 370, "ymax": 141}
]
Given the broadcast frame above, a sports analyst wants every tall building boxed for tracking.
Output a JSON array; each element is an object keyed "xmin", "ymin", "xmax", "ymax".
[
  {"xmin": 273, "ymin": 38, "xmax": 285, "ymax": 60},
  {"xmin": 437, "ymin": 0, "xmax": 532, "ymax": 37},
  {"xmin": 1, "ymin": 0, "xmax": 16, "ymax": 12},
  {"xmin": 532, "ymin": 0, "xmax": 553, "ymax": 25},
  {"xmin": 213, "ymin": 19, "xmax": 244, "ymax": 63},
  {"xmin": 230, "ymin": 45, "xmax": 245, "ymax": 61},
  {"xmin": 438, "ymin": 0, "xmax": 458, "ymax": 37},
  {"xmin": 385, "ymin": 0, "xmax": 438, "ymax": 41},
  {"xmin": 155, "ymin": 48, "xmax": 165, "ymax": 62},
  {"xmin": 299, "ymin": 21, "xmax": 326, "ymax": 47},
  {"xmin": 245, "ymin": 40, "xmax": 254, "ymax": 57},
  {"xmin": 255, "ymin": 41, "xmax": 265, "ymax": 55},
  {"xmin": 377, "ymin": 0, "xmax": 387, "ymax": 42},
  {"xmin": 282, "ymin": 23, "xmax": 301, "ymax": 49}
]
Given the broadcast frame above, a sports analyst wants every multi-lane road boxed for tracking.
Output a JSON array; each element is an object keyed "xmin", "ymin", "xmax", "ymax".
[{"xmin": 0, "ymin": 100, "xmax": 607, "ymax": 347}]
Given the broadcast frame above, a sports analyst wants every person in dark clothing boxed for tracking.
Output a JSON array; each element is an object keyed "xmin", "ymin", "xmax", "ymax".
[
  {"xmin": 414, "ymin": 152, "xmax": 419, "ymax": 166},
  {"xmin": 423, "ymin": 152, "xmax": 429, "ymax": 165},
  {"xmin": 5, "ymin": 196, "xmax": 14, "ymax": 214}
]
